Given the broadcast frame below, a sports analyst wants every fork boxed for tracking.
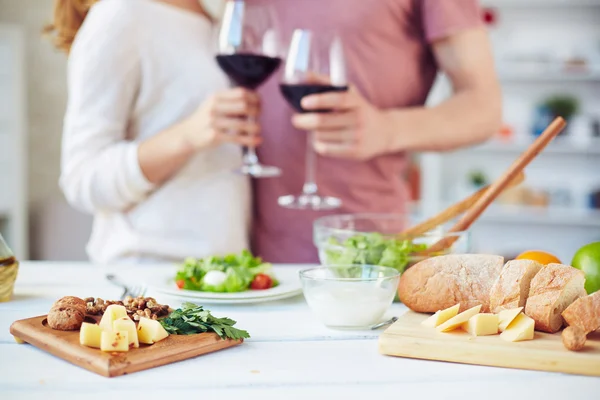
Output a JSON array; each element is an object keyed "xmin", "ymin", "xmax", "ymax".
[{"xmin": 105, "ymin": 274, "xmax": 147, "ymax": 300}]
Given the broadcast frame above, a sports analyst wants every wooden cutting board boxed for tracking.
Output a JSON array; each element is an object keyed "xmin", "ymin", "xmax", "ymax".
[
  {"xmin": 379, "ymin": 311, "xmax": 600, "ymax": 377},
  {"xmin": 10, "ymin": 315, "xmax": 243, "ymax": 378}
]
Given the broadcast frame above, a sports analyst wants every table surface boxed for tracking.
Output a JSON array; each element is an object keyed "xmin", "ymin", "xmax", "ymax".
[{"xmin": 1, "ymin": 262, "xmax": 599, "ymax": 400}]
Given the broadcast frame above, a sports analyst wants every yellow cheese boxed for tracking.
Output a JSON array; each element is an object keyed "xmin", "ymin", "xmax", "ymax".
[
  {"xmin": 113, "ymin": 317, "xmax": 139, "ymax": 349},
  {"xmin": 462, "ymin": 313, "xmax": 499, "ymax": 336},
  {"xmin": 421, "ymin": 304, "xmax": 460, "ymax": 328},
  {"xmin": 98, "ymin": 304, "xmax": 128, "ymax": 331},
  {"xmin": 497, "ymin": 307, "xmax": 523, "ymax": 332},
  {"xmin": 137, "ymin": 317, "xmax": 169, "ymax": 345},
  {"xmin": 79, "ymin": 322, "xmax": 103, "ymax": 348},
  {"xmin": 500, "ymin": 313, "xmax": 534, "ymax": 342},
  {"xmin": 13, "ymin": 336, "xmax": 25, "ymax": 344},
  {"xmin": 436, "ymin": 305, "xmax": 482, "ymax": 332},
  {"xmin": 100, "ymin": 330, "xmax": 130, "ymax": 352}
]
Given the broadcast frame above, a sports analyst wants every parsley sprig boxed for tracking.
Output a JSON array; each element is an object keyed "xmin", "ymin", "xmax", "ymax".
[{"xmin": 160, "ymin": 302, "xmax": 250, "ymax": 341}]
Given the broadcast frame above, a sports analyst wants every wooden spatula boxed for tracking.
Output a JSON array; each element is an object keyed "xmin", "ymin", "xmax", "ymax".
[{"xmin": 419, "ymin": 116, "xmax": 567, "ymax": 255}]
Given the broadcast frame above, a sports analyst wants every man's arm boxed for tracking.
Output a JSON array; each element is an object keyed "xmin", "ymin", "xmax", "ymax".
[
  {"xmin": 386, "ymin": 27, "xmax": 502, "ymax": 152},
  {"xmin": 293, "ymin": 28, "xmax": 502, "ymax": 160}
]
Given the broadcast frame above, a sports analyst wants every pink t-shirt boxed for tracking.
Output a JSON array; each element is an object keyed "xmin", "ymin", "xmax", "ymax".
[{"xmin": 251, "ymin": 0, "xmax": 483, "ymax": 263}]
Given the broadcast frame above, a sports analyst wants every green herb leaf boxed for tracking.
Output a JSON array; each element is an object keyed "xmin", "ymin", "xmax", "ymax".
[{"xmin": 160, "ymin": 302, "xmax": 250, "ymax": 341}]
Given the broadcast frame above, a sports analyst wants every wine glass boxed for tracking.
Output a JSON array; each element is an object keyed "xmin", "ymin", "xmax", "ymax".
[
  {"xmin": 278, "ymin": 29, "xmax": 348, "ymax": 210},
  {"xmin": 216, "ymin": 0, "xmax": 282, "ymax": 178}
]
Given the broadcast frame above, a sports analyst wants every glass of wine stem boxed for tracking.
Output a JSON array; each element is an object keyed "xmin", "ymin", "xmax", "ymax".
[
  {"xmin": 216, "ymin": 0, "xmax": 283, "ymax": 178},
  {"xmin": 279, "ymin": 29, "xmax": 348, "ymax": 210}
]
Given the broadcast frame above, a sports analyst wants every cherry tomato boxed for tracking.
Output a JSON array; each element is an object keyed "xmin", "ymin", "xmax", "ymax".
[
  {"xmin": 250, "ymin": 274, "xmax": 272, "ymax": 290},
  {"xmin": 176, "ymin": 279, "xmax": 185, "ymax": 289}
]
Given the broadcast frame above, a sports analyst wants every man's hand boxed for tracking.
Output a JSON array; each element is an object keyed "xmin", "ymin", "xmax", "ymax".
[{"xmin": 291, "ymin": 86, "xmax": 393, "ymax": 161}]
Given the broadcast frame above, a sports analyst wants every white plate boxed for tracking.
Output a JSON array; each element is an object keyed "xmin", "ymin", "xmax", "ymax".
[{"xmin": 146, "ymin": 266, "xmax": 305, "ymax": 304}]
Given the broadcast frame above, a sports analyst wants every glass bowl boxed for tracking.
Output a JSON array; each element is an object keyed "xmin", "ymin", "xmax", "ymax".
[
  {"xmin": 299, "ymin": 265, "xmax": 400, "ymax": 329},
  {"xmin": 313, "ymin": 213, "xmax": 471, "ymax": 274}
]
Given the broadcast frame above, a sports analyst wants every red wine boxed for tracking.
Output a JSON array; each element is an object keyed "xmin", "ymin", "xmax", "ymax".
[
  {"xmin": 216, "ymin": 54, "xmax": 282, "ymax": 90},
  {"xmin": 280, "ymin": 84, "xmax": 349, "ymax": 113}
]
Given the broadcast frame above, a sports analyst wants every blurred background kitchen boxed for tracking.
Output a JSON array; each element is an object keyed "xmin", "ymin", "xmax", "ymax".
[{"xmin": 0, "ymin": 0, "xmax": 599, "ymax": 263}]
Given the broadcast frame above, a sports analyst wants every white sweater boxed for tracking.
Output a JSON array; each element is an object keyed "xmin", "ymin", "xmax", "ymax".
[{"xmin": 60, "ymin": 0, "xmax": 250, "ymax": 264}]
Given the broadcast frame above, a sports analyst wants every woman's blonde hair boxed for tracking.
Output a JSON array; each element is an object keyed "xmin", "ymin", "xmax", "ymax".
[{"xmin": 43, "ymin": 0, "xmax": 99, "ymax": 54}]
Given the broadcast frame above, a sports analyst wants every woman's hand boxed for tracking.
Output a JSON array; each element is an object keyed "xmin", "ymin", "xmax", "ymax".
[
  {"xmin": 291, "ymin": 85, "xmax": 393, "ymax": 161},
  {"xmin": 179, "ymin": 87, "xmax": 262, "ymax": 151}
]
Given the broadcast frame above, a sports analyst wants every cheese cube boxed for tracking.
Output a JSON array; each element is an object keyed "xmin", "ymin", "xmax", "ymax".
[
  {"xmin": 113, "ymin": 317, "xmax": 139, "ymax": 348},
  {"xmin": 100, "ymin": 330, "xmax": 129, "ymax": 352},
  {"xmin": 500, "ymin": 313, "xmax": 534, "ymax": 342},
  {"xmin": 462, "ymin": 313, "xmax": 499, "ymax": 336},
  {"xmin": 421, "ymin": 304, "xmax": 460, "ymax": 328},
  {"xmin": 498, "ymin": 307, "xmax": 523, "ymax": 332},
  {"xmin": 137, "ymin": 317, "xmax": 169, "ymax": 344},
  {"xmin": 436, "ymin": 305, "xmax": 482, "ymax": 332},
  {"xmin": 80, "ymin": 322, "xmax": 103, "ymax": 348},
  {"xmin": 98, "ymin": 304, "xmax": 128, "ymax": 331}
]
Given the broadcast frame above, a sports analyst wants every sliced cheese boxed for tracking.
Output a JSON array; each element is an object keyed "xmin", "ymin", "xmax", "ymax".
[
  {"xmin": 436, "ymin": 305, "xmax": 482, "ymax": 332},
  {"xmin": 113, "ymin": 317, "xmax": 139, "ymax": 349},
  {"xmin": 497, "ymin": 307, "xmax": 523, "ymax": 332},
  {"xmin": 100, "ymin": 330, "xmax": 129, "ymax": 352},
  {"xmin": 500, "ymin": 313, "xmax": 534, "ymax": 342},
  {"xmin": 462, "ymin": 313, "xmax": 499, "ymax": 336},
  {"xmin": 421, "ymin": 304, "xmax": 460, "ymax": 328},
  {"xmin": 80, "ymin": 322, "xmax": 103, "ymax": 348}
]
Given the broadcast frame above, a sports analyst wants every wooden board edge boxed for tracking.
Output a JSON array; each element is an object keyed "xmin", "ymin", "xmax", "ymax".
[{"xmin": 378, "ymin": 332, "xmax": 600, "ymax": 378}]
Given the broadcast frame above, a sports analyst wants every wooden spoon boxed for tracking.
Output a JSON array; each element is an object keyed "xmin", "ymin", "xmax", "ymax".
[
  {"xmin": 401, "ymin": 171, "xmax": 525, "ymax": 238},
  {"xmin": 420, "ymin": 116, "xmax": 567, "ymax": 255}
]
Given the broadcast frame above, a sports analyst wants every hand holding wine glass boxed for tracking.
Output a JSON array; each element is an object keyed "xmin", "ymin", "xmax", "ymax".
[
  {"xmin": 291, "ymin": 82, "xmax": 394, "ymax": 161},
  {"xmin": 216, "ymin": 0, "xmax": 282, "ymax": 178},
  {"xmin": 278, "ymin": 29, "xmax": 349, "ymax": 210}
]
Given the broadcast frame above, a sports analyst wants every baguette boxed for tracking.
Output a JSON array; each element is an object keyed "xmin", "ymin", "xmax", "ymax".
[
  {"xmin": 524, "ymin": 264, "xmax": 586, "ymax": 333},
  {"xmin": 489, "ymin": 259, "xmax": 543, "ymax": 313},
  {"xmin": 398, "ymin": 254, "xmax": 504, "ymax": 313},
  {"xmin": 561, "ymin": 290, "xmax": 600, "ymax": 334}
]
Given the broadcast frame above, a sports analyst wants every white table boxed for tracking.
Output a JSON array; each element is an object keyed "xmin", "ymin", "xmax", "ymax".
[{"xmin": 0, "ymin": 262, "xmax": 599, "ymax": 400}]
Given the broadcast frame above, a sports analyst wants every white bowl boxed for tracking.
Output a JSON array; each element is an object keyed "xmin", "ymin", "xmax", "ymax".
[{"xmin": 299, "ymin": 265, "xmax": 400, "ymax": 330}]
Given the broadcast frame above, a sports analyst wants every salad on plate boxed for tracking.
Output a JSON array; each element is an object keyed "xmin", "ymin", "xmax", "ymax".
[{"xmin": 174, "ymin": 250, "xmax": 278, "ymax": 293}]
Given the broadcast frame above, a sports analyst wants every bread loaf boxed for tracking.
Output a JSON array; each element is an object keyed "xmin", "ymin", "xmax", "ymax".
[
  {"xmin": 561, "ymin": 290, "xmax": 600, "ymax": 334},
  {"xmin": 489, "ymin": 259, "xmax": 543, "ymax": 313},
  {"xmin": 398, "ymin": 254, "xmax": 504, "ymax": 313},
  {"xmin": 524, "ymin": 264, "xmax": 586, "ymax": 333}
]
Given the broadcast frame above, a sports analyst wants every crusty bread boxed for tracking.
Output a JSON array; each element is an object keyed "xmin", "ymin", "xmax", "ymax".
[
  {"xmin": 489, "ymin": 259, "xmax": 544, "ymax": 313},
  {"xmin": 47, "ymin": 296, "xmax": 86, "ymax": 331},
  {"xmin": 562, "ymin": 290, "xmax": 600, "ymax": 334},
  {"xmin": 524, "ymin": 263, "xmax": 586, "ymax": 333},
  {"xmin": 561, "ymin": 326, "xmax": 586, "ymax": 351},
  {"xmin": 398, "ymin": 254, "xmax": 504, "ymax": 313}
]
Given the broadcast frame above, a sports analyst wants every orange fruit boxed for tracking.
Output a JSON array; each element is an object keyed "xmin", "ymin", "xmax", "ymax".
[{"xmin": 515, "ymin": 250, "xmax": 561, "ymax": 265}]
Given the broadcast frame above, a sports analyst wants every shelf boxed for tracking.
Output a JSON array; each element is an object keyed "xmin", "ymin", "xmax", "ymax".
[
  {"xmin": 498, "ymin": 70, "xmax": 600, "ymax": 82},
  {"xmin": 482, "ymin": 0, "xmax": 600, "ymax": 7},
  {"xmin": 466, "ymin": 138, "xmax": 600, "ymax": 156},
  {"xmin": 477, "ymin": 206, "xmax": 600, "ymax": 227}
]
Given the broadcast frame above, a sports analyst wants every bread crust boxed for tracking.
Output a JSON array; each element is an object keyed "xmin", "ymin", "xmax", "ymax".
[
  {"xmin": 561, "ymin": 326, "xmax": 586, "ymax": 351},
  {"xmin": 562, "ymin": 290, "xmax": 600, "ymax": 334},
  {"xmin": 489, "ymin": 259, "xmax": 543, "ymax": 313},
  {"xmin": 47, "ymin": 296, "xmax": 86, "ymax": 331},
  {"xmin": 524, "ymin": 264, "xmax": 586, "ymax": 333},
  {"xmin": 398, "ymin": 254, "xmax": 504, "ymax": 313}
]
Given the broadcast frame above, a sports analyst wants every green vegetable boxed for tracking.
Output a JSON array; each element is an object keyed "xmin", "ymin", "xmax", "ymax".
[
  {"xmin": 175, "ymin": 250, "xmax": 277, "ymax": 293},
  {"xmin": 323, "ymin": 233, "xmax": 428, "ymax": 274},
  {"xmin": 160, "ymin": 302, "xmax": 250, "ymax": 340}
]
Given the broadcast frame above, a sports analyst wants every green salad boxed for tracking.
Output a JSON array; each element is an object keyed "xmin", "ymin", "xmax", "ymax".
[
  {"xmin": 323, "ymin": 233, "xmax": 428, "ymax": 274},
  {"xmin": 175, "ymin": 250, "xmax": 278, "ymax": 293}
]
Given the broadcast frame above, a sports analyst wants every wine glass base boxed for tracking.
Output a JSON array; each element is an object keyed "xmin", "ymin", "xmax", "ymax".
[
  {"xmin": 278, "ymin": 194, "xmax": 342, "ymax": 210},
  {"xmin": 237, "ymin": 164, "xmax": 282, "ymax": 178}
]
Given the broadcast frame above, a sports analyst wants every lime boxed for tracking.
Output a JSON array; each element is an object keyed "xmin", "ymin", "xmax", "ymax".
[{"xmin": 571, "ymin": 241, "xmax": 600, "ymax": 294}]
